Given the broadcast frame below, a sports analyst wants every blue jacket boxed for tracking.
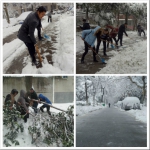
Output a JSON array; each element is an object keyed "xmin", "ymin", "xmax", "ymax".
[
  {"xmin": 82, "ymin": 26, "xmax": 101, "ymax": 47},
  {"xmin": 39, "ymin": 94, "xmax": 52, "ymax": 104}
]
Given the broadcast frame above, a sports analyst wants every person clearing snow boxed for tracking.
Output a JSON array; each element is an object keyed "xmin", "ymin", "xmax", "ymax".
[{"xmin": 17, "ymin": 6, "xmax": 46, "ymax": 66}]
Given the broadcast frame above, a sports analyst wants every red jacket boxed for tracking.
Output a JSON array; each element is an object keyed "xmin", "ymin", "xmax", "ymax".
[{"xmin": 106, "ymin": 25, "xmax": 119, "ymax": 38}]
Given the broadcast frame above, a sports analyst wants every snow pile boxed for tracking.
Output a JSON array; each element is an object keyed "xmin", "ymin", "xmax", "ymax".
[
  {"xmin": 3, "ymin": 18, "xmax": 18, "ymax": 29},
  {"xmin": 16, "ymin": 11, "xmax": 32, "ymax": 21},
  {"xmin": 122, "ymin": 97, "xmax": 140, "ymax": 108},
  {"xmin": 3, "ymin": 39, "xmax": 23, "ymax": 61},
  {"xmin": 53, "ymin": 13, "xmax": 74, "ymax": 73},
  {"xmin": 3, "ymin": 103, "xmax": 73, "ymax": 147},
  {"xmin": 76, "ymin": 102, "xmax": 106, "ymax": 116},
  {"xmin": 126, "ymin": 106, "xmax": 147, "ymax": 123},
  {"xmin": 115, "ymin": 101, "xmax": 122, "ymax": 107},
  {"xmin": 96, "ymin": 40, "xmax": 147, "ymax": 74}
]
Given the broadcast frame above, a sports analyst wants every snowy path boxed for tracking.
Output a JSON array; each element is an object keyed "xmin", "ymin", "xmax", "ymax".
[
  {"xmin": 76, "ymin": 107, "xmax": 147, "ymax": 147},
  {"xmin": 3, "ymin": 13, "xmax": 74, "ymax": 74},
  {"xmin": 76, "ymin": 31, "xmax": 147, "ymax": 74}
]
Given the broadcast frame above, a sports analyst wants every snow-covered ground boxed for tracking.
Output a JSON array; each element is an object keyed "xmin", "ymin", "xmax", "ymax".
[
  {"xmin": 3, "ymin": 103, "xmax": 73, "ymax": 147},
  {"xmin": 76, "ymin": 101, "xmax": 106, "ymax": 116},
  {"xmin": 116, "ymin": 105, "xmax": 147, "ymax": 124},
  {"xmin": 76, "ymin": 31, "xmax": 147, "ymax": 74},
  {"xmin": 3, "ymin": 11, "xmax": 74, "ymax": 74}
]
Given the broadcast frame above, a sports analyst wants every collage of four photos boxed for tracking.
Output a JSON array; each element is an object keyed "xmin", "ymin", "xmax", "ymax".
[{"xmin": 1, "ymin": 1, "xmax": 149, "ymax": 149}]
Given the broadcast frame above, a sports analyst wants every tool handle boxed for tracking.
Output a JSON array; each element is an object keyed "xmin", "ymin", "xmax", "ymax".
[{"xmin": 35, "ymin": 45, "xmax": 43, "ymax": 62}]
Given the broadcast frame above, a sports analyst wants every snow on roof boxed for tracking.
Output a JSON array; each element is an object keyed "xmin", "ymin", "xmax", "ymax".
[{"xmin": 17, "ymin": 11, "xmax": 32, "ymax": 21}]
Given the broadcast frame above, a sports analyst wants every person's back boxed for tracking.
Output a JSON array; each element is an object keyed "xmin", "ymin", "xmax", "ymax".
[{"xmin": 82, "ymin": 22, "xmax": 90, "ymax": 30}]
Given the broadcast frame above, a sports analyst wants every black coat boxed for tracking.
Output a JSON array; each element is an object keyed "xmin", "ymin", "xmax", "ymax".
[
  {"xmin": 17, "ymin": 12, "xmax": 41, "ymax": 44},
  {"xmin": 80, "ymin": 23, "xmax": 90, "ymax": 30},
  {"xmin": 118, "ymin": 24, "xmax": 128, "ymax": 36}
]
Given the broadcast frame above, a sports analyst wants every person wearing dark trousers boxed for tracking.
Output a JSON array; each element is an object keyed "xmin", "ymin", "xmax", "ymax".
[
  {"xmin": 48, "ymin": 11, "xmax": 52, "ymax": 22},
  {"xmin": 106, "ymin": 24, "xmax": 119, "ymax": 48},
  {"xmin": 17, "ymin": 6, "xmax": 46, "ymax": 66},
  {"xmin": 96, "ymin": 28, "xmax": 109, "ymax": 56},
  {"xmin": 81, "ymin": 26, "xmax": 101, "ymax": 63},
  {"xmin": 38, "ymin": 94, "xmax": 52, "ymax": 115},
  {"xmin": 137, "ymin": 23, "xmax": 145, "ymax": 36},
  {"xmin": 29, "ymin": 88, "xmax": 38, "ymax": 114},
  {"xmin": 109, "ymin": 103, "xmax": 110, "ymax": 108},
  {"xmin": 17, "ymin": 90, "xmax": 29, "ymax": 123},
  {"xmin": 116, "ymin": 23, "xmax": 128, "ymax": 46}
]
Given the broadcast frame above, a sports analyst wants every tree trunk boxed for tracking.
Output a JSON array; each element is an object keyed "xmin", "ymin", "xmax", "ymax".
[
  {"xmin": 84, "ymin": 77, "xmax": 88, "ymax": 105},
  {"xmin": 25, "ymin": 76, "xmax": 32, "ymax": 92},
  {"xmin": 86, "ymin": 7, "xmax": 89, "ymax": 21},
  {"xmin": 4, "ymin": 3, "xmax": 10, "ymax": 24},
  {"xmin": 125, "ymin": 12, "xmax": 128, "ymax": 25},
  {"xmin": 142, "ymin": 76, "xmax": 146, "ymax": 105}
]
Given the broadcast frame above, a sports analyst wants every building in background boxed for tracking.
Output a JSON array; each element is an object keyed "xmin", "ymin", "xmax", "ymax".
[{"xmin": 3, "ymin": 76, "xmax": 74, "ymax": 103}]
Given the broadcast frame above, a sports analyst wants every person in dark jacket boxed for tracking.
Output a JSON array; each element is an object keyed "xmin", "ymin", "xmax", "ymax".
[
  {"xmin": 137, "ymin": 23, "xmax": 145, "ymax": 36},
  {"xmin": 17, "ymin": 6, "xmax": 46, "ymax": 66},
  {"xmin": 17, "ymin": 90, "xmax": 29, "ymax": 123},
  {"xmin": 29, "ymin": 88, "xmax": 38, "ymax": 114},
  {"xmin": 109, "ymin": 103, "xmax": 110, "ymax": 108},
  {"xmin": 116, "ymin": 23, "xmax": 128, "ymax": 46},
  {"xmin": 96, "ymin": 28, "xmax": 109, "ymax": 56},
  {"xmin": 5, "ymin": 89, "xmax": 18, "ymax": 109},
  {"xmin": 38, "ymin": 94, "xmax": 52, "ymax": 115},
  {"xmin": 80, "ymin": 18, "xmax": 90, "ymax": 30}
]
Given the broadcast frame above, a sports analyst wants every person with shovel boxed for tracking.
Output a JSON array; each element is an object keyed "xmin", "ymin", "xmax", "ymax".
[
  {"xmin": 38, "ymin": 94, "xmax": 52, "ymax": 115},
  {"xmin": 96, "ymin": 28, "xmax": 109, "ymax": 56},
  {"xmin": 81, "ymin": 26, "xmax": 101, "ymax": 63},
  {"xmin": 17, "ymin": 6, "xmax": 46, "ymax": 66},
  {"xmin": 106, "ymin": 24, "xmax": 119, "ymax": 48},
  {"xmin": 116, "ymin": 23, "xmax": 128, "ymax": 46}
]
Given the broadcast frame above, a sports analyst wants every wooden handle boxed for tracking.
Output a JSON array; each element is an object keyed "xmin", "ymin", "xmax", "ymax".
[{"xmin": 35, "ymin": 46, "xmax": 43, "ymax": 62}]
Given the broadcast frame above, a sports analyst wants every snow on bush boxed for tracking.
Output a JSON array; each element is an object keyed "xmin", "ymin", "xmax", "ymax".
[{"xmin": 121, "ymin": 97, "xmax": 140, "ymax": 110}]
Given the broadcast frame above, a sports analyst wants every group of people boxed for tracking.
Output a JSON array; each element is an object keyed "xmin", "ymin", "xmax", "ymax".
[
  {"xmin": 17, "ymin": 6, "xmax": 53, "ymax": 66},
  {"xmin": 4, "ymin": 88, "xmax": 52, "ymax": 123},
  {"xmin": 80, "ymin": 18, "xmax": 145, "ymax": 63},
  {"xmin": 80, "ymin": 18, "xmax": 128, "ymax": 63}
]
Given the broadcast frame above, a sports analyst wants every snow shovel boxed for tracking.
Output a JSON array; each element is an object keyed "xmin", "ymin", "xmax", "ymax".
[
  {"xmin": 81, "ymin": 37, "xmax": 106, "ymax": 64},
  {"xmin": 44, "ymin": 34, "xmax": 51, "ymax": 41}
]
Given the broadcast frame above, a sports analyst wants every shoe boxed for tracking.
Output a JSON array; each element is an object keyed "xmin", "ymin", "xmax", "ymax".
[
  {"xmin": 81, "ymin": 60, "xmax": 84, "ymax": 63},
  {"xmin": 39, "ymin": 37, "xmax": 44, "ymax": 41},
  {"xmin": 32, "ymin": 61, "xmax": 39, "ymax": 66},
  {"xmin": 93, "ymin": 60, "xmax": 98, "ymax": 62},
  {"xmin": 40, "ymin": 107, "xmax": 44, "ymax": 112},
  {"xmin": 104, "ymin": 54, "xmax": 107, "ymax": 56},
  {"xmin": 48, "ymin": 111, "xmax": 51, "ymax": 115}
]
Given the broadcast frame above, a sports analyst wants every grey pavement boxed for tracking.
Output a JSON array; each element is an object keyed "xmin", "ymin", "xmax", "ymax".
[{"xmin": 76, "ymin": 106, "xmax": 147, "ymax": 147}]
